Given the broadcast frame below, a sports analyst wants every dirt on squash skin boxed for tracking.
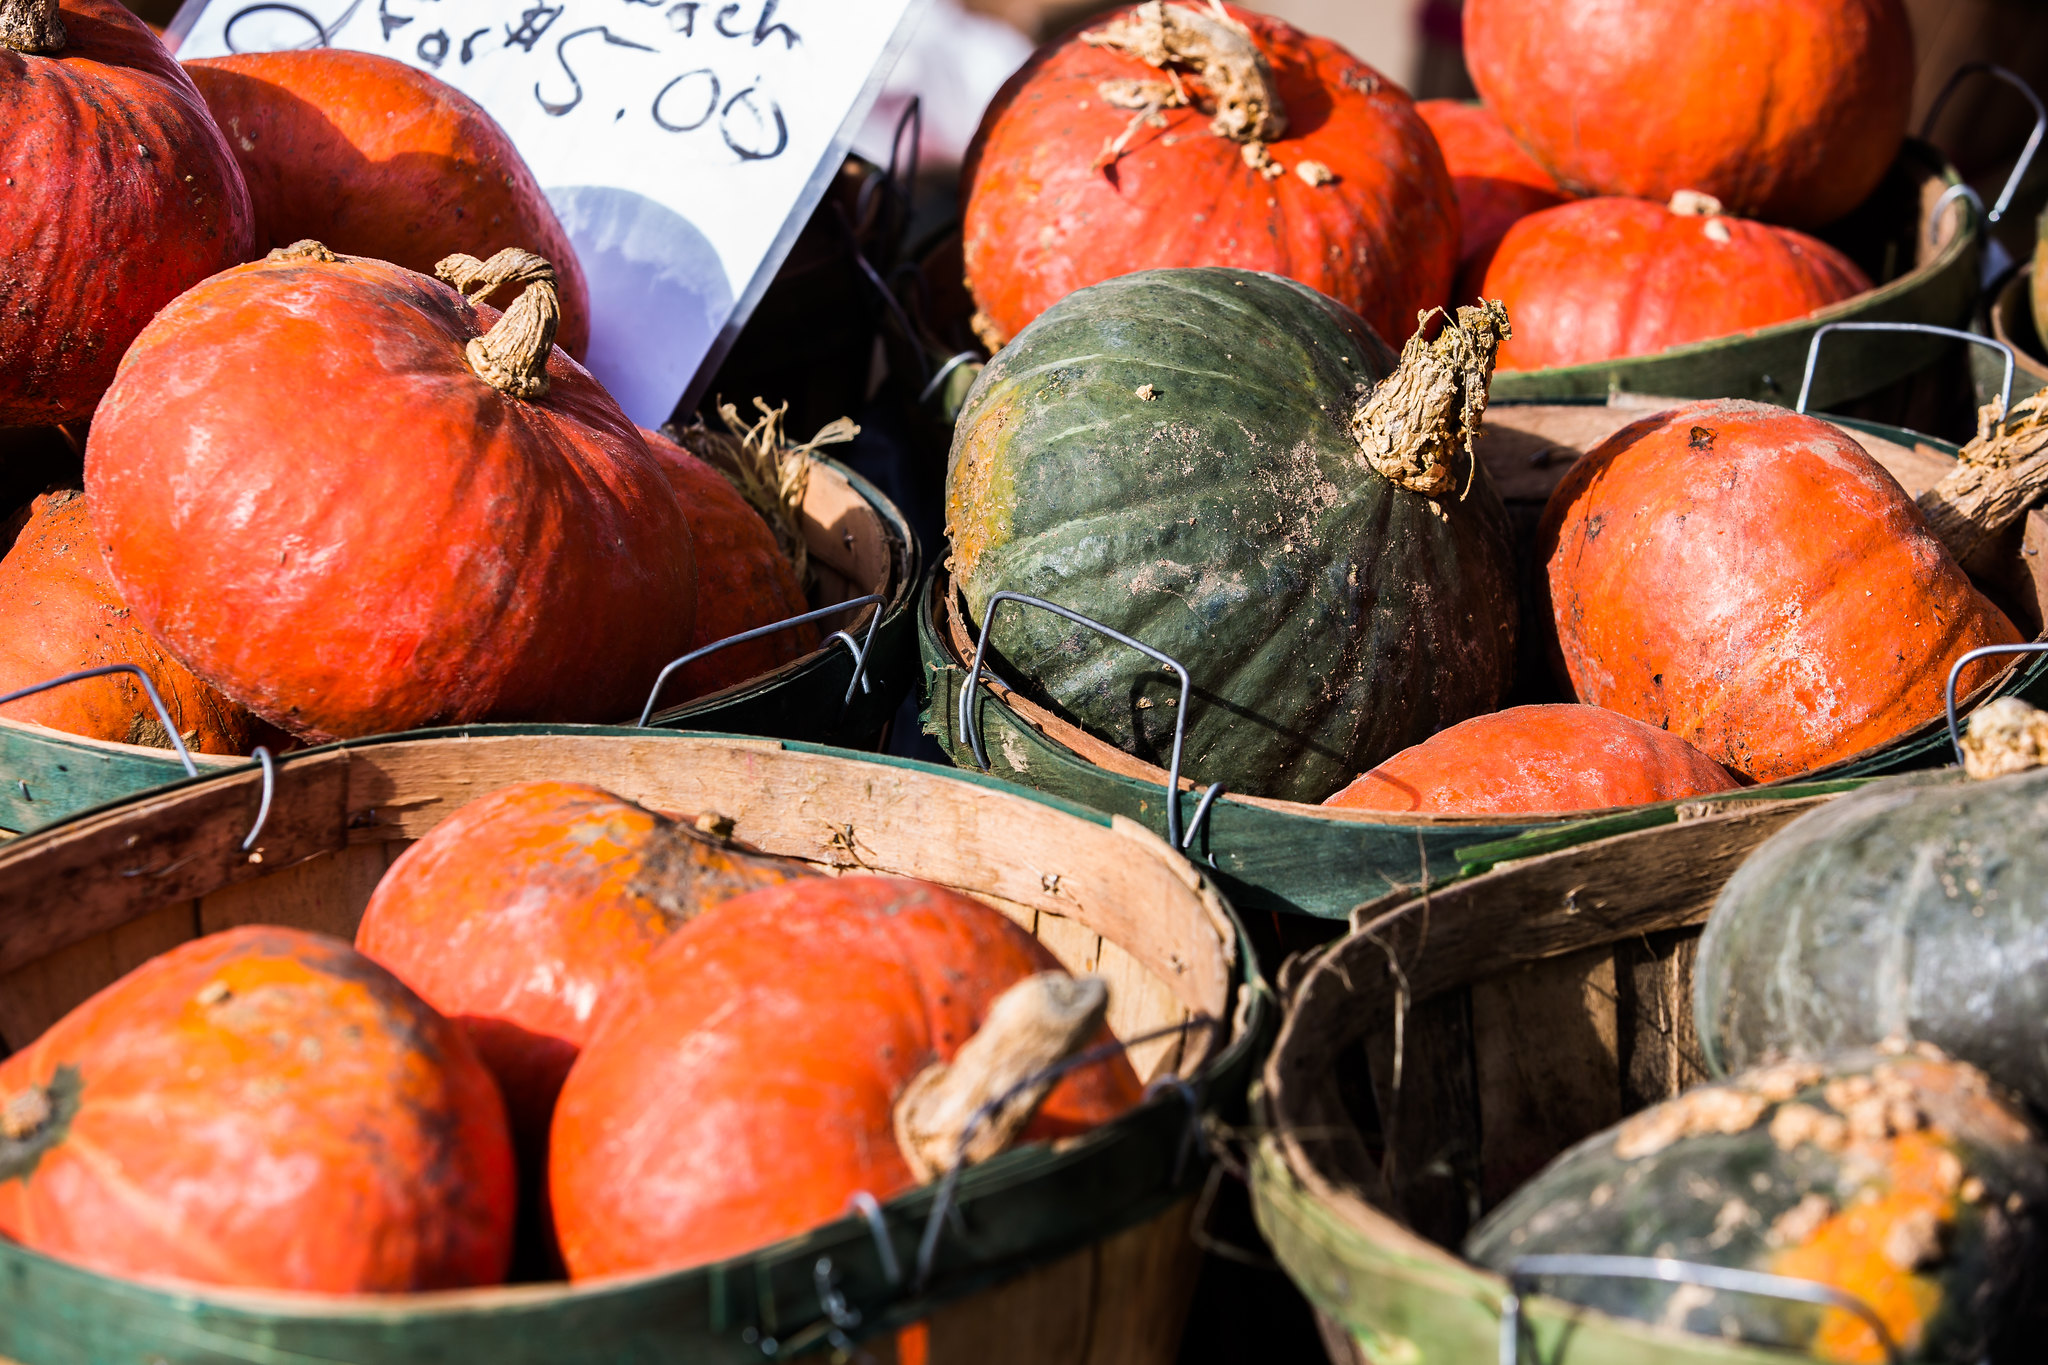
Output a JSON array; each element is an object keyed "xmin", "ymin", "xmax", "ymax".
[{"xmin": 944, "ymin": 390, "xmax": 1023, "ymax": 584}]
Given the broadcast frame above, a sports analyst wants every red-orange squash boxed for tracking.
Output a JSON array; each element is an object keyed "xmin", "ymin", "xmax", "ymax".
[
  {"xmin": 1538, "ymin": 400, "xmax": 2020, "ymax": 782},
  {"xmin": 550, "ymin": 876, "xmax": 1145, "ymax": 1278},
  {"xmin": 1324, "ymin": 703, "xmax": 1740, "ymax": 815},
  {"xmin": 962, "ymin": 2, "xmax": 1457, "ymax": 352},
  {"xmin": 1465, "ymin": 0, "xmax": 1913, "ymax": 229},
  {"xmin": 183, "ymin": 50, "xmax": 593, "ymax": 360},
  {"xmin": 0, "ymin": 0, "xmax": 251, "ymax": 426},
  {"xmin": 1483, "ymin": 195, "xmax": 1870, "ymax": 372},
  {"xmin": 355, "ymin": 780, "xmax": 808, "ymax": 1149},
  {"xmin": 640, "ymin": 426, "xmax": 816, "ymax": 700},
  {"xmin": 1414, "ymin": 99, "xmax": 1568, "ymax": 289},
  {"xmin": 86, "ymin": 245, "xmax": 695, "ymax": 741},
  {"xmin": 0, "ymin": 925, "xmax": 515, "ymax": 1292},
  {"xmin": 0, "ymin": 489, "xmax": 264, "ymax": 753}
]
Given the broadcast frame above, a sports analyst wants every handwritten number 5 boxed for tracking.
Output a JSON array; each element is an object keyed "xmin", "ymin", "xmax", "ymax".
[{"xmin": 536, "ymin": 25, "xmax": 656, "ymax": 117}]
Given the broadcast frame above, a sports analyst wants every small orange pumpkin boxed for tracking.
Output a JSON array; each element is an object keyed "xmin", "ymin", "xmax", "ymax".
[
  {"xmin": 1538, "ymin": 401, "xmax": 2020, "ymax": 781},
  {"xmin": 1324, "ymin": 703, "xmax": 1740, "ymax": 815},
  {"xmin": 183, "ymin": 50, "xmax": 593, "ymax": 359},
  {"xmin": 0, "ymin": 925, "xmax": 515, "ymax": 1292},
  {"xmin": 0, "ymin": 489, "xmax": 264, "ymax": 753},
  {"xmin": 549, "ymin": 876, "xmax": 1144, "ymax": 1279}
]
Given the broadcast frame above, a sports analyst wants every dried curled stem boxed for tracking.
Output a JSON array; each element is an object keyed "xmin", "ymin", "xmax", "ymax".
[
  {"xmin": 1351, "ymin": 300, "xmax": 1512, "ymax": 499},
  {"xmin": 893, "ymin": 972, "xmax": 1110, "ymax": 1181},
  {"xmin": 669, "ymin": 398, "xmax": 858, "ymax": 587},
  {"xmin": 267, "ymin": 239, "xmax": 338, "ymax": 263},
  {"xmin": 0, "ymin": 0, "xmax": 64, "ymax": 53},
  {"xmin": 1961, "ymin": 696, "xmax": 2048, "ymax": 780},
  {"xmin": 436, "ymin": 249, "xmax": 559, "ymax": 400},
  {"xmin": 1917, "ymin": 388, "xmax": 2048, "ymax": 570},
  {"xmin": 1084, "ymin": 1, "xmax": 1286, "ymax": 172}
]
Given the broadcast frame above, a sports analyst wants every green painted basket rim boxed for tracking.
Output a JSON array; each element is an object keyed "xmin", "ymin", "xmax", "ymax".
[
  {"xmin": 0, "ymin": 726, "xmax": 1274, "ymax": 1363},
  {"xmin": 917, "ymin": 413, "xmax": 2048, "ymax": 919}
]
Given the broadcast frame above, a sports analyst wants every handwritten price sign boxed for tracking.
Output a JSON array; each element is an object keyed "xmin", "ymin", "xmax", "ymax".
[{"xmin": 170, "ymin": 0, "xmax": 929, "ymax": 425}]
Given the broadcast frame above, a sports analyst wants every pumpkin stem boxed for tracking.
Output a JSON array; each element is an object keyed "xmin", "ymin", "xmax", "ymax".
[
  {"xmin": 1960, "ymin": 696, "xmax": 2048, "ymax": 780},
  {"xmin": 0, "ymin": 0, "xmax": 63, "ymax": 52},
  {"xmin": 1918, "ymin": 387, "xmax": 2048, "ymax": 571},
  {"xmin": 1083, "ymin": 1, "xmax": 1286, "ymax": 172},
  {"xmin": 1, "ymin": 1084, "xmax": 50, "ymax": 1141},
  {"xmin": 434, "ymin": 249, "xmax": 559, "ymax": 400},
  {"xmin": 893, "ymin": 972, "xmax": 1110, "ymax": 1182},
  {"xmin": 1351, "ymin": 299, "xmax": 1512, "ymax": 499},
  {"xmin": 670, "ymin": 398, "xmax": 860, "ymax": 589}
]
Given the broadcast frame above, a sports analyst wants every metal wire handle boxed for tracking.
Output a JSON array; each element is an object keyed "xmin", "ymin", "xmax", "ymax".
[
  {"xmin": 1921, "ymin": 62, "xmax": 2047, "ymax": 227},
  {"xmin": 0, "ymin": 664, "xmax": 197, "ymax": 777},
  {"xmin": 1501, "ymin": 1254, "xmax": 1901, "ymax": 1365},
  {"xmin": 637, "ymin": 595, "xmax": 884, "ymax": 726},
  {"xmin": 1945, "ymin": 641, "xmax": 2048, "ymax": 764},
  {"xmin": 241, "ymin": 746, "xmax": 275, "ymax": 853},
  {"xmin": 958, "ymin": 591, "xmax": 1199, "ymax": 848},
  {"xmin": 1795, "ymin": 321, "xmax": 2014, "ymax": 419}
]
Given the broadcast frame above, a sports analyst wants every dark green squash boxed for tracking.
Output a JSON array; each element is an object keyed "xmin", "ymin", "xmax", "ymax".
[
  {"xmin": 945, "ymin": 268, "xmax": 1519, "ymax": 803},
  {"xmin": 1696, "ymin": 763, "xmax": 2048, "ymax": 1114},
  {"xmin": 1465, "ymin": 1049, "xmax": 2048, "ymax": 1362}
]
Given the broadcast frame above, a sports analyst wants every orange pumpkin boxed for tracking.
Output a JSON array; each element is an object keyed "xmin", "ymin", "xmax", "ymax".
[
  {"xmin": 1483, "ymin": 194, "xmax": 1869, "ymax": 372},
  {"xmin": 1465, "ymin": 0, "xmax": 1913, "ymax": 229},
  {"xmin": 962, "ymin": 2, "xmax": 1456, "ymax": 352},
  {"xmin": 355, "ymin": 780, "xmax": 808, "ymax": 1150},
  {"xmin": 183, "ymin": 50, "xmax": 593, "ymax": 360},
  {"xmin": 1324, "ymin": 703, "xmax": 1740, "ymax": 815},
  {"xmin": 1538, "ymin": 401, "xmax": 2020, "ymax": 782},
  {"xmin": 1415, "ymin": 99, "xmax": 1569, "ymax": 289},
  {"xmin": 0, "ymin": 925, "xmax": 515, "ymax": 1292},
  {"xmin": 549, "ymin": 876, "xmax": 1144, "ymax": 1279},
  {"xmin": 86, "ymin": 244, "xmax": 695, "ymax": 741},
  {"xmin": 640, "ymin": 426, "xmax": 816, "ymax": 700},
  {"xmin": 0, "ymin": 489, "xmax": 264, "ymax": 753},
  {"xmin": 0, "ymin": 0, "xmax": 251, "ymax": 426}
]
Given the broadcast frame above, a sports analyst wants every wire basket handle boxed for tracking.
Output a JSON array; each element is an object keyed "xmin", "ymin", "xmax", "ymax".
[
  {"xmin": 0, "ymin": 664, "xmax": 197, "ymax": 777},
  {"xmin": 1944, "ymin": 641, "xmax": 2048, "ymax": 764},
  {"xmin": 637, "ymin": 594, "xmax": 884, "ymax": 727},
  {"xmin": 1795, "ymin": 321, "xmax": 2014, "ymax": 419},
  {"xmin": 1921, "ymin": 62, "xmax": 2046, "ymax": 228}
]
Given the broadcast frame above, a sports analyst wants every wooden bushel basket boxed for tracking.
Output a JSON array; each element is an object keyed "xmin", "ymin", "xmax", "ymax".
[
  {"xmin": 1250, "ymin": 787, "xmax": 1919, "ymax": 1363},
  {"xmin": 920, "ymin": 406, "xmax": 2048, "ymax": 920},
  {"xmin": 0, "ymin": 453, "xmax": 918, "ymax": 838},
  {"xmin": 0, "ymin": 728, "xmax": 1268, "ymax": 1365}
]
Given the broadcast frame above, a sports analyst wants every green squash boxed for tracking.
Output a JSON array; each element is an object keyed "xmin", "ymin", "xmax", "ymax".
[
  {"xmin": 1466, "ymin": 1049, "xmax": 2048, "ymax": 1362},
  {"xmin": 945, "ymin": 268, "xmax": 1518, "ymax": 804},
  {"xmin": 1696, "ymin": 765, "xmax": 2048, "ymax": 1113}
]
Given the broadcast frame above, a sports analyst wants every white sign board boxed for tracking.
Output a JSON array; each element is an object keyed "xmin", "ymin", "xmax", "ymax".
[{"xmin": 170, "ymin": 0, "xmax": 929, "ymax": 426}]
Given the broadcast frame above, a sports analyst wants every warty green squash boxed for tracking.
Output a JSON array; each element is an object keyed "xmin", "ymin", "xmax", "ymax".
[{"xmin": 945, "ymin": 269, "xmax": 1519, "ymax": 803}]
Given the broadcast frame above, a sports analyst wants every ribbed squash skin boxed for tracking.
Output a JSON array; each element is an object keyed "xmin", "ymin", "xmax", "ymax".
[
  {"xmin": 1699, "ymin": 769, "xmax": 2048, "ymax": 1115},
  {"xmin": 1467, "ymin": 1050, "xmax": 2048, "ymax": 1362},
  {"xmin": 0, "ymin": 489, "xmax": 262, "ymax": 754},
  {"xmin": 184, "ymin": 50, "xmax": 593, "ymax": 360},
  {"xmin": 1323, "ymin": 703, "xmax": 1738, "ymax": 815},
  {"xmin": 1538, "ymin": 400, "xmax": 2019, "ymax": 781},
  {"xmin": 549, "ymin": 877, "xmax": 1144, "ymax": 1279},
  {"xmin": 947, "ymin": 267, "xmax": 1518, "ymax": 803},
  {"xmin": 1465, "ymin": 0, "xmax": 1913, "ymax": 229},
  {"xmin": 1483, "ymin": 197, "xmax": 1869, "ymax": 372},
  {"xmin": 640, "ymin": 426, "xmax": 816, "ymax": 700},
  {"xmin": 86, "ymin": 250, "xmax": 696, "ymax": 741},
  {"xmin": 0, "ymin": 0, "xmax": 251, "ymax": 426},
  {"xmin": 0, "ymin": 926, "xmax": 515, "ymax": 1292},
  {"xmin": 355, "ymin": 780, "xmax": 808, "ymax": 1150},
  {"xmin": 962, "ymin": 4, "xmax": 1457, "ymax": 355},
  {"xmin": 1414, "ymin": 99, "xmax": 1568, "ymax": 288}
]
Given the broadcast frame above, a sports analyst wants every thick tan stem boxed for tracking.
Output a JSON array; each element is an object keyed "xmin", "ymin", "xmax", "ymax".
[
  {"xmin": 0, "ymin": 0, "xmax": 64, "ymax": 53},
  {"xmin": 435, "ymin": 249, "xmax": 559, "ymax": 400},
  {"xmin": 1961, "ymin": 696, "xmax": 2048, "ymax": 780},
  {"xmin": 671, "ymin": 398, "xmax": 858, "ymax": 588},
  {"xmin": 0, "ymin": 1083, "xmax": 50, "ymax": 1141},
  {"xmin": 1352, "ymin": 300, "xmax": 1512, "ymax": 499},
  {"xmin": 1917, "ymin": 389, "xmax": 2048, "ymax": 570},
  {"xmin": 268, "ymin": 240, "xmax": 338, "ymax": 263},
  {"xmin": 1084, "ymin": 1, "xmax": 1285, "ymax": 159},
  {"xmin": 893, "ymin": 972, "xmax": 1110, "ymax": 1181}
]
